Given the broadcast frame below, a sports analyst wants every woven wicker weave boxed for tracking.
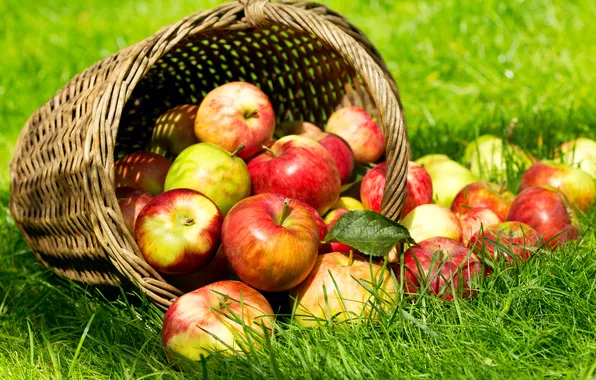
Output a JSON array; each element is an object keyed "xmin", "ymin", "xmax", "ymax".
[{"xmin": 9, "ymin": 0, "xmax": 409, "ymax": 310}]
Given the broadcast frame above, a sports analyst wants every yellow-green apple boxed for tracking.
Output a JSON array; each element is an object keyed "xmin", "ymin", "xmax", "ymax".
[
  {"xmin": 400, "ymin": 237, "xmax": 483, "ymax": 300},
  {"xmin": 331, "ymin": 197, "xmax": 365, "ymax": 210},
  {"xmin": 451, "ymin": 182, "xmax": 515, "ymax": 220},
  {"xmin": 555, "ymin": 137, "xmax": 596, "ymax": 178},
  {"xmin": 290, "ymin": 251, "xmax": 397, "ymax": 327},
  {"xmin": 301, "ymin": 131, "xmax": 355, "ymax": 184},
  {"xmin": 469, "ymin": 221, "xmax": 541, "ymax": 263},
  {"xmin": 162, "ymin": 280, "xmax": 274, "ymax": 359},
  {"xmin": 507, "ymin": 186, "xmax": 580, "ymax": 248},
  {"xmin": 221, "ymin": 194, "xmax": 319, "ymax": 292},
  {"xmin": 164, "ymin": 142, "xmax": 251, "ymax": 216},
  {"xmin": 419, "ymin": 158, "xmax": 479, "ymax": 207},
  {"xmin": 116, "ymin": 186, "xmax": 153, "ymax": 235},
  {"xmin": 194, "ymin": 82, "xmax": 275, "ymax": 160},
  {"xmin": 415, "ymin": 154, "xmax": 451, "ymax": 167},
  {"xmin": 463, "ymin": 135, "xmax": 534, "ymax": 182},
  {"xmin": 164, "ymin": 246, "xmax": 231, "ymax": 293},
  {"xmin": 325, "ymin": 106, "xmax": 385, "ymax": 164},
  {"xmin": 148, "ymin": 104, "xmax": 199, "ymax": 158},
  {"xmin": 402, "ymin": 204, "xmax": 462, "ymax": 243},
  {"xmin": 135, "ymin": 189, "xmax": 222, "ymax": 274},
  {"xmin": 458, "ymin": 207, "xmax": 503, "ymax": 246},
  {"xmin": 519, "ymin": 160, "xmax": 596, "ymax": 212},
  {"xmin": 248, "ymin": 135, "xmax": 341, "ymax": 215},
  {"xmin": 275, "ymin": 121, "xmax": 322, "ymax": 138},
  {"xmin": 114, "ymin": 151, "xmax": 171, "ymax": 196}
]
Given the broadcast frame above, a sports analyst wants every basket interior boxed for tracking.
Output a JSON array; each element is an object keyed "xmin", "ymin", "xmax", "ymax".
[{"xmin": 115, "ymin": 25, "xmax": 377, "ymax": 158}]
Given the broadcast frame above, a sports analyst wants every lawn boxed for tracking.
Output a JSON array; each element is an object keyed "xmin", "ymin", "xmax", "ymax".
[{"xmin": 1, "ymin": 0, "xmax": 595, "ymax": 378}]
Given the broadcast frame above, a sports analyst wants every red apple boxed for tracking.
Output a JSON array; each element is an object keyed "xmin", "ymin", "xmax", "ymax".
[
  {"xmin": 400, "ymin": 237, "xmax": 483, "ymax": 300},
  {"xmin": 402, "ymin": 204, "xmax": 463, "ymax": 243},
  {"xmin": 162, "ymin": 280, "xmax": 274, "ymax": 359},
  {"xmin": 507, "ymin": 186, "xmax": 580, "ymax": 248},
  {"xmin": 114, "ymin": 151, "xmax": 171, "ymax": 196},
  {"xmin": 275, "ymin": 121, "xmax": 322, "ymax": 138},
  {"xmin": 403, "ymin": 161, "xmax": 433, "ymax": 216},
  {"xmin": 325, "ymin": 106, "xmax": 385, "ymax": 164},
  {"xmin": 222, "ymin": 194, "xmax": 319, "ymax": 292},
  {"xmin": 520, "ymin": 160, "xmax": 596, "ymax": 212},
  {"xmin": 302, "ymin": 202, "xmax": 327, "ymax": 242},
  {"xmin": 451, "ymin": 182, "xmax": 515, "ymax": 220},
  {"xmin": 135, "ymin": 189, "xmax": 222, "ymax": 274},
  {"xmin": 301, "ymin": 131, "xmax": 354, "ymax": 184},
  {"xmin": 320, "ymin": 208, "xmax": 355, "ymax": 254},
  {"xmin": 360, "ymin": 162, "xmax": 386, "ymax": 212},
  {"xmin": 290, "ymin": 251, "xmax": 397, "ymax": 326},
  {"xmin": 324, "ymin": 208, "xmax": 349, "ymax": 228},
  {"xmin": 458, "ymin": 207, "xmax": 503, "ymax": 246},
  {"xmin": 148, "ymin": 104, "xmax": 199, "ymax": 158},
  {"xmin": 116, "ymin": 187, "xmax": 153, "ymax": 235},
  {"xmin": 194, "ymin": 82, "xmax": 275, "ymax": 160},
  {"xmin": 469, "ymin": 221, "xmax": 542, "ymax": 263},
  {"xmin": 248, "ymin": 135, "xmax": 341, "ymax": 215}
]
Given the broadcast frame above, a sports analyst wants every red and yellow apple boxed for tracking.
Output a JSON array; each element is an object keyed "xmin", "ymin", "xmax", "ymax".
[
  {"xmin": 114, "ymin": 151, "xmax": 171, "ymax": 196},
  {"xmin": 148, "ymin": 104, "xmax": 199, "ymax": 158},
  {"xmin": 469, "ymin": 221, "xmax": 542, "ymax": 263},
  {"xmin": 458, "ymin": 207, "xmax": 503, "ymax": 246},
  {"xmin": 116, "ymin": 186, "xmax": 153, "ymax": 235},
  {"xmin": 360, "ymin": 162, "xmax": 387, "ymax": 212},
  {"xmin": 451, "ymin": 182, "xmax": 515, "ymax": 220},
  {"xmin": 402, "ymin": 204, "xmax": 462, "ymax": 243},
  {"xmin": 555, "ymin": 137, "xmax": 596, "ymax": 179},
  {"xmin": 301, "ymin": 131, "xmax": 354, "ymax": 184}
]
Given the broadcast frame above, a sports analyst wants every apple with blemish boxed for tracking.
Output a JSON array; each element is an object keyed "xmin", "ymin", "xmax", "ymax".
[
  {"xmin": 116, "ymin": 187, "xmax": 153, "ymax": 235},
  {"xmin": 469, "ymin": 221, "xmax": 542, "ymax": 263},
  {"xmin": 458, "ymin": 207, "xmax": 503, "ymax": 245},
  {"xmin": 162, "ymin": 280, "xmax": 274, "ymax": 359},
  {"xmin": 164, "ymin": 142, "xmax": 251, "ymax": 216},
  {"xmin": 222, "ymin": 194, "xmax": 319, "ymax": 292},
  {"xmin": 248, "ymin": 135, "xmax": 341, "ymax": 215},
  {"xmin": 451, "ymin": 182, "xmax": 515, "ymax": 220},
  {"xmin": 290, "ymin": 251, "xmax": 397, "ymax": 327},
  {"xmin": 325, "ymin": 106, "xmax": 385, "ymax": 164},
  {"xmin": 135, "ymin": 189, "xmax": 222, "ymax": 274},
  {"xmin": 114, "ymin": 151, "xmax": 171, "ymax": 196},
  {"xmin": 402, "ymin": 204, "xmax": 462, "ymax": 243},
  {"xmin": 275, "ymin": 121, "xmax": 322, "ymax": 138},
  {"xmin": 148, "ymin": 104, "xmax": 199, "ymax": 158},
  {"xmin": 301, "ymin": 131, "xmax": 354, "ymax": 184},
  {"xmin": 194, "ymin": 82, "xmax": 275, "ymax": 160},
  {"xmin": 555, "ymin": 137, "xmax": 596, "ymax": 178},
  {"xmin": 519, "ymin": 160, "xmax": 596, "ymax": 211},
  {"xmin": 507, "ymin": 186, "xmax": 580, "ymax": 248}
]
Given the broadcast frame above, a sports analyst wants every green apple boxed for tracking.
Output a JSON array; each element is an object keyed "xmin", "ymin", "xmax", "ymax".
[
  {"xmin": 555, "ymin": 137, "xmax": 596, "ymax": 179},
  {"xmin": 415, "ymin": 154, "xmax": 451, "ymax": 167},
  {"xmin": 164, "ymin": 143, "xmax": 251, "ymax": 215},
  {"xmin": 420, "ymin": 158, "xmax": 479, "ymax": 207}
]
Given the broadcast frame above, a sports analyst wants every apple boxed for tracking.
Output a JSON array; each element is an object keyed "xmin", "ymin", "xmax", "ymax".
[
  {"xmin": 458, "ymin": 207, "xmax": 503, "ymax": 245},
  {"xmin": 135, "ymin": 189, "xmax": 222, "ymax": 274},
  {"xmin": 324, "ymin": 208, "xmax": 349, "ymax": 228},
  {"xmin": 331, "ymin": 197, "xmax": 364, "ymax": 211},
  {"xmin": 463, "ymin": 135, "xmax": 534, "ymax": 182},
  {"xmin": 507, "ymin": 186, "xmax": 580, "ymax": 248},
  {"xmin": 555, "ymin": 137, "xmax": 596, "ymax": 178},
  {"xmin": 451, "ymin": 182, "xmax": 515, "ymax": 220},
  {"xmin": 469, "ymin": 221, "xmax": 542, "ymax": 263},
  {"xmin": 148, "ymin": 104, "xmax": 199, "ymax": 158},
  {"xmin": 402, "ymin": 204, "xmax": 462, "ymax": 243},
  {"xmin": 275, "ymin": 121, "xmax": 322, "ymax": 138},
  {"xmin": 222, "ymin": 194, "xmax": 319, "ymax": 292},
  {"xmin": 325, "ymin": 106, "xmax": 385, "ymax": 164},
  {"xmin": 403, "ymin": 161, "xmax": 433, "ymax": 217},
  {"xmin": 162, "ymin": 280, "xmax": 274, "ymax": 359},
  {"xmin": 519, "ymin": 160, "xmax": 596, "ymax": 212},
  {"xmin": 301, "ymin": 202, "xmax": 327, "ymax": 243},
  {"xmin": 400, "ymin": 237, "xmax": 483, "ymax": 300},
  {"xmin": 116, "ymin": 187, "xmax": 152, "ymax": 235},
  {"xmin": 194, "ymin": 82, "xmax": 275, "ymax": 160},
  {"xmin": 419, "ymin": 158, "xmax": 479, "ymax": 207},
  {"xmin": 415, "ymin": 154, "xmax": 451, "ymax": 167},
  {"xmin": 360, "ymin": 162, "xmax": 386, "ymax": 212},
  {"xmin": 301, "ymin": 131, "xmax": 354, "ymax": 184},
  {"xmin": 114, "ymin": 151, "xmax": 171, "ymax": 196},
  {"xmin": 290, "ymin": 251, "xmax": 397, "ymax": 327},
  {"xmin": 164, "ymin": 246, "xmax": 231, "ymax": 293},
  {"xmin": 248, "ymin": 135, "xmax": 341, "ymax": 215},
  {"xmin": 164, "ymin": 142, "xmax": 251, "ymax": 216}
]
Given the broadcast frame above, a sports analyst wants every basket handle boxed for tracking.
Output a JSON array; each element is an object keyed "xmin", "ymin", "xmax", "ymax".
[{"xmin": 238, "ymin": 0, "xmax": 269, "ymax": 27}]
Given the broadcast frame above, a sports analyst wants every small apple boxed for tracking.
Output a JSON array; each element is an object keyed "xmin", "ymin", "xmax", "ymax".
[
  {"xmin": 162, "ymin": 280, "xmax": 274, "ymax": 359},
  {"xmin": 507, "ymin": 186, "xmax": 580, "ymax": 248},
  {"xmin": 469, "ymin": 221, "xmax": 542, "ymax": 263},
  {"xmin": 402, "ymin": 204, "xmax": 462, "ymax": 243},
  {"xmin": 324, "ymin": 208, "xmax": 349, "ymax": 228},
  {"xmin": 248, "ymin": 135, "xmax": 341, "ymax": 215},
  {"xmin": 135, "ymin": 189, "xmax": 222, "ymax": 274},
  {"xmin": 164, "ymin": 142, "xmax": 251, "ymax": 216},
  {"xmin": 116, "ymin": 187, "xmax": 153, "ymax": 235},
  {"xmin": 520, "ymin": 160, "xmax": 596, "ymax": 212},
  {"xmin": 555, "ymin": 137, "xmax": 596, "ymax": 178},
  {"xmin": 194, "ymin": 82, "xmax": 275, "ymax": 160},
  {"xmin": 290, "ymin": 251, "xmax": 397, "ymax": 327},
  {"xmin": 331, "ymin": 197, "xmax": 365, "ymax": 211},
  {"xmin": 114, "ymin": 151, "xmax": 171, "ymax": 196},
  {"xmin": 148, "ymin": 104, "xmax": 199, "ymax": 158},
  {"xmin": 360, "ymin": 162, "xmax": 387, "ymax": 212},
  {"xmin": 458, "ymin": 207, "xmax": 503, "ymax": 245},
  {"xmin": 419, "ymin": 158, "xmax": 479, "ymax": 207},
  {"xmin": 275, "ymin": 121, "xmax": 322, "ymax": 138},
  {"xmin": 451, "ymin": 182, "xmax": 515, "ymax": 220},
  {"xmin": 301, "ymin": 131, "xmax": 355, "ymax": 184},
  {"xmin": 400, "ymin": 237, "xmax": 483, "ymax": 300},
  {"xmin": 325, "ymin": 106, "xmax": 385, "ymax": 164},
  {"xmin": 222, "ymin": 194, "xmax": 319, "ymax": 292}
]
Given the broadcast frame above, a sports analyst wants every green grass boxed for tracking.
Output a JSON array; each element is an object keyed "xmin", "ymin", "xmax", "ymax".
[{"xmin": 1, "ymin": 0, "xmax": 595, "ymax": 378}]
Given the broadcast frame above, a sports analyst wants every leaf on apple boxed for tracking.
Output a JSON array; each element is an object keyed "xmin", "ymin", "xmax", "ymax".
[{"xmin": 323, "ymin": 210, "xmax": 413, "ymax": 257}]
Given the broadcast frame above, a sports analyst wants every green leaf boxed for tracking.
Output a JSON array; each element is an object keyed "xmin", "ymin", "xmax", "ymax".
[{"xmin": 323, "ymin": 210, "xmax": 413, "ymax": 257}]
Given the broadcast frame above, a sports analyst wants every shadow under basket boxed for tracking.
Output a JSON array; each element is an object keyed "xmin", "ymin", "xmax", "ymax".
[{"xmin": 9, "ymin": 0, "xmax": 410, "ymax": 310}]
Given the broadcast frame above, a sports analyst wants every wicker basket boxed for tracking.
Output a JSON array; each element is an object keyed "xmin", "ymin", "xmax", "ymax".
[{"xmin": 9, "ymin": 0, "xmax": 409, "ymax": 310}]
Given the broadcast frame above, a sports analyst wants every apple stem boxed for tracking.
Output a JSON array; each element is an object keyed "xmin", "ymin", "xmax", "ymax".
[
  {"xmin": 182, "ymin": 217, "xmax": 195, "ymax": 226},
  {"xmin": 348, "ymin": 250, "xmax": 354, "ymax": 266},
  {"xmin": 262, "ymin": 145, "xmax": 277, "ymax": 158},
  {"xmin": 244, "ymin": 109, "xmax": 259, "ymax": 119},
  {"xmin": 231, "ymin": 143, "xmax": 246, "ymax": 158},
  {"xmin": 278, "ymin": 198, "xmax": 292, "ymax": 226}
]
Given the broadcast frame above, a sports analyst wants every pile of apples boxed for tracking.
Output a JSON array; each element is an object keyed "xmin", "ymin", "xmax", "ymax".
[{"xmin": 114, "ymin": 81, "xmax": 596, "ymax": 360}]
